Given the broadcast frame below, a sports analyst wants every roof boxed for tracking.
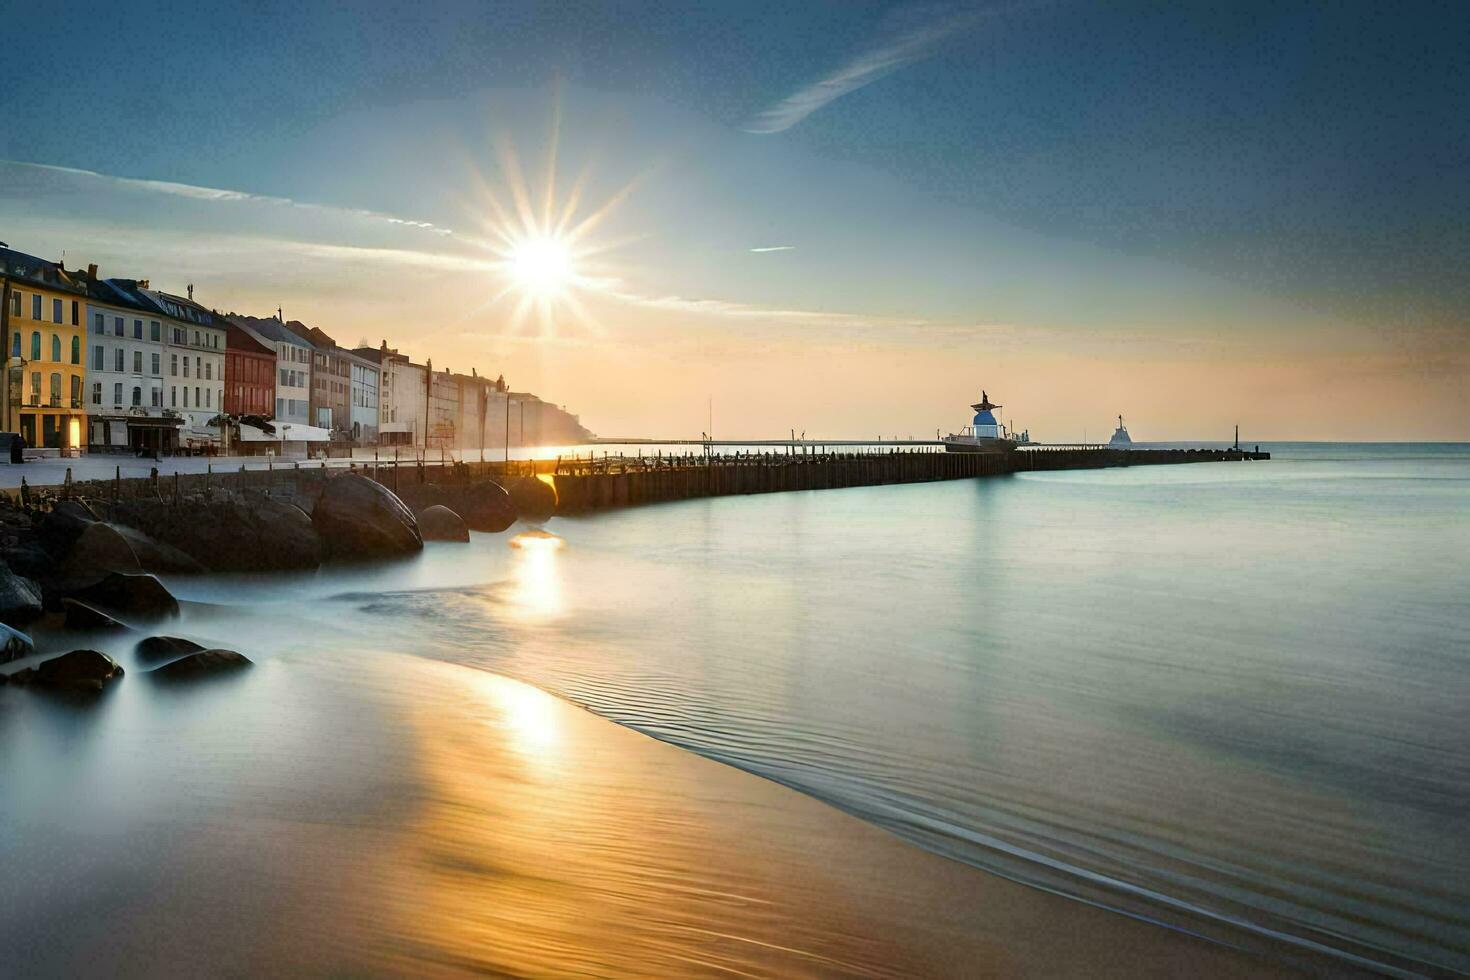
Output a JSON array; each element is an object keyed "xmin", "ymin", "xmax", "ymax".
[
  {"xmin": 0, "ymin": 248, "xmax": 86, "ymax": 294},
  {"xmin": 227, "ymin": 314, "xmax": 316, "ymax": 349},
  {"xmin": 222, "ymin": 320, "xmax": 275, "ymax": 357},
  {"xmin": 150, "ymin": 289, "xmax": 221, "ymax": 327}
]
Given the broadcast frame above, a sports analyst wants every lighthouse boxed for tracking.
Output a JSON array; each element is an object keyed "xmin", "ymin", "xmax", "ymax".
[{"xmin": 971, "ymin": 392, "xmax": 1002, "ymax": 439}]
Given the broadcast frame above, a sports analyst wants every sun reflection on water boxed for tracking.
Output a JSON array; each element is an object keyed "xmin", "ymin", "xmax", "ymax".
[{"xmin": 507, "ymin": 531, "xmax": 564, "ymax": 620}]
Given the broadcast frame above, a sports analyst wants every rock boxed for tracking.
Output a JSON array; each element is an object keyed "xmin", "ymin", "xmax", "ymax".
[
  {"xmin": 62, "ymin": 598, "xmax": 127, "ymax": 631},
  {"xmin": 0, "ymin": 563, "xmax": 43, "ymax": 628},
  {"xmin": 60, "ymin": 521, "xmax": 141, "ymax": 584},
  {"xmin": 0, "ymin": 620, "xmax": 35, "ymax": 665},
  {"xmin": 73, "ymin": 572, "xmax": 179, "ymax": 620},
  {"xmin": 111, "ymin": 524, "xmax": 207, "ymax": 575},
  {"xmin": 105, "ymin": 494, "xmax": 322, "ymax": 573},
  {"xmin": 135, "ymin": 635, "xmax": 207, "ymax": 663},
  {"xmin": 313, "ymin": 474, "xmax": 423, "ymax": 559},
  {"xmin": 149, "ymin": 649, "xmax": 252, "ymax": 680},
  {"xmin": 506, "ymin": 476, "xmax": 558, "ymax": 522},
  {"xmin": 418, "ymin": 504, "xmax": 470, "ymax": 542},
  {"xmin": 398, "ymin": 480, "xmax": 517, "ymax": 534},
  {"xmin": 9, "ymin": 649, "xmax": 123, "ymax": 692}
]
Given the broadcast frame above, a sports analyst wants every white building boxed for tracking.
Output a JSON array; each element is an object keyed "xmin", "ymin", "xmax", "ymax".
[
  {"xmin": 148, "ymin": 289, "xmax": 225, "ymax": 448},
  {"xmin": 85, "ymin": 278, "xmax": 171, "ymax": 451},
  {"xmin": 361, "ymin": 342, "xmax": 426, "ymax": 448}
]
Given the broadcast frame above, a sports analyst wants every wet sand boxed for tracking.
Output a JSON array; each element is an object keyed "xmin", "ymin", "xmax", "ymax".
[{"xmin": 2, "ymin": 644, "xmax": 1331, "ymax": 977}]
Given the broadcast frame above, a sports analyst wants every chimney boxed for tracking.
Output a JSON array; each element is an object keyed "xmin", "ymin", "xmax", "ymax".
[
  {"xmin": 87, "ymin": 263, "xmax": 98, "ymax": 279},
  {"xmin": 139, "ymin": 279, "xmax": 150, "ymax": 289},
  {"xmin": 187, "ymin": 283, "xmax": 194, "ymax": 301}
]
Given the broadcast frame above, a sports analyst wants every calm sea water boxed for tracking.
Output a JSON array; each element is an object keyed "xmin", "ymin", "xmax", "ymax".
[{"xmin": 6, "ymin": 443, "xmax": 1467, "ymax": 973}]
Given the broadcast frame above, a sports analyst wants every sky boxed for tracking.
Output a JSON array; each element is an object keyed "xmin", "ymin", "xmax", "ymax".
[{"xmin": 2, "ymin": 0, "xmax": 1466, "ymax": 440}]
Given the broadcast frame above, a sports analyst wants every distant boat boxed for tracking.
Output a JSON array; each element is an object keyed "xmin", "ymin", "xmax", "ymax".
[
  {"xmin": 942, "ymin": 391, "xmax": 1018, "ymax": 454},
  {"xmin": 1108, "ymin": 415, "xmax": 1132, "ymax": 447}
]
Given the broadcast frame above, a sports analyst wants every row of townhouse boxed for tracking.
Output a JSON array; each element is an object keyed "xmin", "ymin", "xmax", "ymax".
[{"xmin": 0, "ymin": 243, "xmax": 592, "ymax": 456}]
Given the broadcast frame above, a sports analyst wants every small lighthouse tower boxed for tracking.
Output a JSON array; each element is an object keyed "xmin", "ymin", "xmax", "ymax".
[
  {"xmin": 971, "ymin": 392, "xmax": 1003, "ymax": 439},
  {"xmin": 1109, "ymin": 415, "xmax": 1132, "ymax": 447}
]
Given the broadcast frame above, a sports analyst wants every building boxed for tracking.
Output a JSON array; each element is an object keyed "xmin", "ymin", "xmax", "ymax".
[
  {"xmin": 505, "ymin": 391, "xmax": 595, "ymax": 446},
  {"xmin": 284, "ymin": 322, "xmax": 350, "ymax": 437},
  {"xmin": 359, "ymin": 342, "xmax": 427, "ymax": 448},
  {"xmin": 453, "ymin": 370, "xmax": 500, "ymax": 452},
  {"xmin": 84, "ymin": 274, "xmax": 180, "ymax": 454},
  {"xmin": 224, "ymin": 320, "xmax": 276, "ymax": 417},
  {"xmin": 346, "ymin": 349, "xmax": 379, "ymax": 443},
  {"xmin": 231, "ymin": 315, "xmax": 313, "ymax": 426},
  {"xmin": 0, "ymin": 248, "xmax": 88, "ymax": 452},
  {"xmin": 426, "ymin": 361, "xmax": 459, "ymax": 450},
  {"xmin": 149, "ymin": 288, "xmax": 225, "ymax": 448}
]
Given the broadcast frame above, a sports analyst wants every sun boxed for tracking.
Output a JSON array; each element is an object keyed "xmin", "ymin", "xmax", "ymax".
[{"xmin": 507, "ymin": 235, "xmax": 575, "ymax": 297}]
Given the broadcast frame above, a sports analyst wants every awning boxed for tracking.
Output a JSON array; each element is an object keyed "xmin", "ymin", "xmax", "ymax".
[{"xmin": 238, "ymin": 422, "xmax": 331, "ymax": 443}]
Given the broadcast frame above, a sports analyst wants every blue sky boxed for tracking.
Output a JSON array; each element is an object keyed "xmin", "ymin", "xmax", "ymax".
[{"xmin": 3, "ymin": 1, "xmax": 1466, "ymax": 438}]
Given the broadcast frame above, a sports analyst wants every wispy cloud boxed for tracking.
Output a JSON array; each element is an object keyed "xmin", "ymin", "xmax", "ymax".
[
  {"xmin": 1, "ymin": 159, "xmax": 460, "ymax": 238},
  {"xmin": 743, "ymin": 6, "xmax": 990, "ymax": 134},
  {"xmin": 749, "ymin": 245, "xmax": 796, "ymax": 253}
]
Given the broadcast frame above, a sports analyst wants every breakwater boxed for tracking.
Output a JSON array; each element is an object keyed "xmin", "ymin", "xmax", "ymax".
[{"xmin": 552, "ymin": 447, "xmax": 1268, "ymax": 512}]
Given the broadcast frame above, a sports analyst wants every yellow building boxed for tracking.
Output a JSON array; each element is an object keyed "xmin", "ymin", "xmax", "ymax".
[{"xmin": 1, "ymin": 248, "xmax": 88, "ymax": 451}]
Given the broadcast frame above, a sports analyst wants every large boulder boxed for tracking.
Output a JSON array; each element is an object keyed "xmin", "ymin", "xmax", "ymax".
[
  {"xmin": 418, "ymin": 505, "xmax": 470, "ymax": 542},
  {"xmin": 0, "ymin": 620, "xmax": 34, "ymax": 665},
  {"xmin": 105, "ymin": 494, "xmax": 322, "ymax": 572},
  {"xmin": 8, "ymin": 649, "xmax": 123, "ymax": 692},
  {"xmin": 149, "ymin": 649, "xmax": 252, "ymax": 680},
  {"xmin": 135, "ymin": 635, "xmax": 207, "ymax": 663},
  {"xmin": 0, "ymin": 563, "xmax": 43, "ymax": 628},
  {"xmin": 73, "ymin": 572, "xmax": 179, "ymax": 620},
  {"xmin": 60, "ymin": 521, "xmax": 141, "ymax": 584},
  {"xmin": 506, "ymin": 476, "xmax": 557, "ymax": 522},
  {"xmin": 61, "ymin": 598, "xmax": 127, "ymax": 631},
  {"xmin": 398, "ymin": 480, "xmax": 517, "ymax": 534},
  {"xmin": 111, "ymin": 524, "xmax": 207, "ymax": 575},
  {"xmin": 313, "ymin": 474, "xmax": 423, "ymax": 559}
]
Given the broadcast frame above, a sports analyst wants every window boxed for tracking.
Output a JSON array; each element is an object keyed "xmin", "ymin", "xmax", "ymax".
[
  {"xmin": 93, "ymin": 346, "xmax": 104, "ymax": 370},
  {"xmin": 183, "ymin": 387, "xmax": 189, "ymax": 408},
  {"xmin": 280, "ymin": 368, "xmax": 288, "ymax": 386},
  {"xmin": 183, "ymin": 356, "xmax": 190, "ymax": 378},
  {"xmin": 31, "ymin": 295, "xmax": 40, "ymax": 319},
  {"xmin": 114, "ymin": 317, "xmax": 123, "ymax": 336},
  {"xmin": 276, "ymin": 397, "xmax": 284, "ymax": 417},
  {"xmin": 114, "ymin": 348, "xmax": 124, "ymax": 372},
  {"xmin": 195, "ymin": 386, "xmax": 201, "ymax": 407},
  {"xmin": 71, "ymin": 375, "xmax": 80, "ymax": 406},
  {"xmin": 52, "ymin": 298, "xmax": 62, "ymax": 323},
  {"xmin": 9, "ymin": 333, "xmax": 17, "ymax": 358},
  {"xmin": 9, "ymin": 292, "xmax": 18, "ymax": 317},
  {"xmin": 151, "ymin": 353, "xmax": 160, "ymax": 375},
  {"xmin": 70, "ymin": 336, "xmax": 79, "ymax": 364},
  {"xmin": 30, "ymin": 331, "xmax": 40, "ymax": 360},
  {"xmin": 130, "ymin": 320, "xmax": 140, "ymax": 339},
  {"xmin": 205, "ymin": 388, "xmax": 211, "ymax": 408},
  {"xmin": 91, "ymin": 382, "xmax": 101, "ymax": 405},
  {"xmin": 29, "ymin": 372, "xmax": 39, "ymax": 402},
  {"xmin": 170, "ymin": 354, "xmax": 178, "ymax": 376},
  {"xmin": 71, "ymin": 301, "xmax": 79, "ymax": 326},
  {"xmin": 49, "ymin": 372, "xmax": 61, "ymax": 404},
  {"xmin": 94, "ymin": 312, "xmax": 104, "ymax": 334},
  {"xmin": 171, "ymin": 387, "xmax": 177, "ymax": 408},
  {"xmin": 151, "ymin": 388, "xmax": 161, "ymax": 408},
  {"xmin": 205, "ymin": 361, "xmax": 211, "ymax": 380},
  {"xmin": 150, "ymin": 321, "xmax": 160, "ymax": 341},
  {"xmin": 114, "ymin": 382, "xmax": 122, "ymax": 406},
  {"xmin": 132, "ymin": 386, "xmax": 142, "ymax": 407},
  {"xmin": 50, "ymin": 334, "xmax": 60, "ymax": 362},
  {"xmin": 133, "ymin": 351, "xmax": 143, "ymax": 374}
]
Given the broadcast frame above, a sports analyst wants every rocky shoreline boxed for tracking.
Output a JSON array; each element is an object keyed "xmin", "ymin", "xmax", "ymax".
[{"xmin": 0, "ymin": 469, "xmax": 557, "ymax": 692}]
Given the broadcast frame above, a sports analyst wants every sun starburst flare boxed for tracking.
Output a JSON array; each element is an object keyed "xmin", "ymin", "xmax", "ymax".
[{"xmin": 458, "ymin": 110, "xmax": 646, "ymax": 342}]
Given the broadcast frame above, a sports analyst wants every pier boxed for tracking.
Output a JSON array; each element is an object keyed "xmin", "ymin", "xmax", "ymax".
[{"xmin": 552, "ymin": 446, "xmax": 1269, "ymax": 512}]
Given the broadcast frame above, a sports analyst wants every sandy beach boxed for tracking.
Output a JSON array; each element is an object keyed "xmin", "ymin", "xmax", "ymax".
[{"xmin": 1, "ymin": 645, "xmax": 1334, "ymax": 976}]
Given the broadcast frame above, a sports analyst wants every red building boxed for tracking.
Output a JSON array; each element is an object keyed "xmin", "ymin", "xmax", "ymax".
[{"xmin": 223, "ymin": 320, "xmax": 276, "ymax": 417}]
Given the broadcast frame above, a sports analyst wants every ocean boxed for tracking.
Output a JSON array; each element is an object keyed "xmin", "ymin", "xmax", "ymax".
[{"xmin": 4, "ymin": 442, "xmax": 1467, "ymax": 974}]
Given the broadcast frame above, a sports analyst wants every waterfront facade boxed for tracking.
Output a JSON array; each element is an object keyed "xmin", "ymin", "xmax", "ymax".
[
  {"xmin": 346, "ymin": 350, "xmax": 379, "ymax": 443},
  {"xmin": 232, "ymin": 316, "xmax": 313, "ymax": 426},
  {"xmin": 1, "ymin": 249, "xmax": 88, "ymax": 451},
  {"xmin": 85, "ymin": 276, "xmax": 178, "ymax": 454},
  {"xmin": 364, "ymin": 343, "xmax": 427, "ymax": 448},
  {"xmin": 224, "ymin": 321, "xmax": 275, "ymax": 417},
  {"xmin": 426, "ymin": 362, "xmax": 460, "ymax": 449},
  {"xmin": 153, "ymin": 290, "xmax": 225, "ymax": 448}
]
